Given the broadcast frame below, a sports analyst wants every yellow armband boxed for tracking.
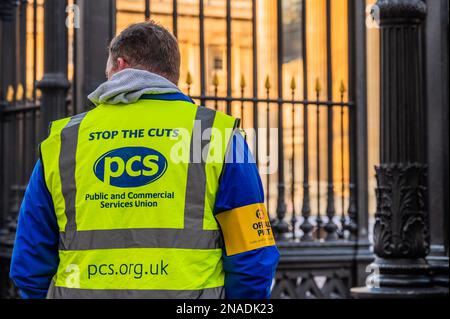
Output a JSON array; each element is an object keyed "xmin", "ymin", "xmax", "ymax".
[{"xmin": 216, "ymin": 203, "xmax": 276, "ymax": 256}]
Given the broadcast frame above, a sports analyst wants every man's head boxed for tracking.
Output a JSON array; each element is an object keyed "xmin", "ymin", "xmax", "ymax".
[{"xmin": 106, "ymin": 21, "xmax": 180, "ymax": 84}]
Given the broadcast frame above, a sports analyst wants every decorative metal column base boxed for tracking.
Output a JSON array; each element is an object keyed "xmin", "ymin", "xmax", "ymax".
[
  {"xmin": 352, "ymin": 163, "xmax": 449, "ymax": 298},
  {"xmin": 352, "ymin": 257, "xmax": 448, "ymax": 298},
  {"xmin": 352, "ymin": 286, "xmax": 448, "ymax": 299}
]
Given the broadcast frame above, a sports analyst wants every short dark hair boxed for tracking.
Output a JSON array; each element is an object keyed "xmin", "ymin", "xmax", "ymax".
[{"xmin": 109, "ymin": 21, "xmax": 180, "ymax": 84}]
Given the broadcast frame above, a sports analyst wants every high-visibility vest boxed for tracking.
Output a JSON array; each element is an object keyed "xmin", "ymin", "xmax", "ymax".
[{"xmin": 40, "ymin": 95, "xmax": 238, "ymax": 298}]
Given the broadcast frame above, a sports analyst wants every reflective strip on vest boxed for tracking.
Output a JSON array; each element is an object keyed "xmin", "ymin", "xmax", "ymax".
[
  {"xmin": 47, "ymin": 281, "xmax": 225, "ymax": 299},
  {"xmin": 59, "ymin": 228, "xmax": 222, "ymax": 250},
  {"xmin": 59, "ymin": 112, "xmax": 86, "ymax": 243}
]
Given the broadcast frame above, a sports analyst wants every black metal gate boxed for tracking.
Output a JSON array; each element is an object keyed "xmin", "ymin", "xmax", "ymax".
[{"xmin": 0, "ymin": 0, "xmax": 372, "ymax": 299}]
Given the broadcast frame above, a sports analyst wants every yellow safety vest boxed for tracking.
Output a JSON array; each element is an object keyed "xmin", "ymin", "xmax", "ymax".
[{"xmin": 40, "ymin": 95, "xmax": 238, "ymax": 298}]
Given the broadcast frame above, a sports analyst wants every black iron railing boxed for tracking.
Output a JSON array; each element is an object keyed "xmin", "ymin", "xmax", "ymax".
[
  {"xmin": 0, "ymin": 0, "xmax": 373, "ymax": 299},
  {"xmin": 187, "ymin": 81, "xmax": 356, "ymax": 243}
]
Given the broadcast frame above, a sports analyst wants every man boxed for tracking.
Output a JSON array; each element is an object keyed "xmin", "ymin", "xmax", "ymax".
[{"xmin": 10, "ymin": 21, "xmax": 279, "ymax": 299}]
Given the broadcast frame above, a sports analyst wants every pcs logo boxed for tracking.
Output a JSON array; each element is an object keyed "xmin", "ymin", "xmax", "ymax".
[
  {"xmin": 94, "ymin": 147, "xmax": 167, "ymax": 187},
  {"xmin": 256, "ymin": 209, "xmax": 265, "ymax": 220}
]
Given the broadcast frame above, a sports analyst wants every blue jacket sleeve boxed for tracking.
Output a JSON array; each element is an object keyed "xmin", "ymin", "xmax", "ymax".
[
  {"xmin": 215, "ymin": 131, "xmax": 280, "ymax": 299},
  {"xmin": 9, "ymin": 160, "xmax": 59, "ymax": 299}
]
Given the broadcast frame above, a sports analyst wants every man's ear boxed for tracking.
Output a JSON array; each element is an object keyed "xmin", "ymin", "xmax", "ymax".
[{"xmin": 116, "ymin": 57, "xmax": 130, "ymax": 71}]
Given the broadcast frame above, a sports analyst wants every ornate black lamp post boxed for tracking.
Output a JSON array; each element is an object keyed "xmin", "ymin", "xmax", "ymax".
[{"xmin": 352, "ymin": 0, "xmax": 448, "ymax": 298}]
